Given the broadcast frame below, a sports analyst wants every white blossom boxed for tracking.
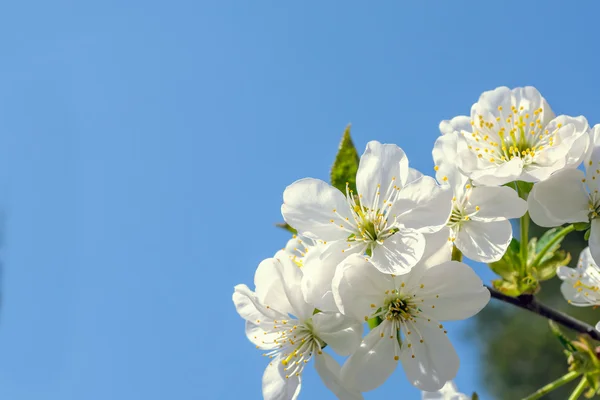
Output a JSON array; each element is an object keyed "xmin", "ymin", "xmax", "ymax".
[
  {"xmin": 528, "ymin": 125, "xmax": 600, "ymax": 264},
  {"xmin": 433, "ymin": 118, "xmax": 528, "ymax": 262},
  {"xmin": 332, "ymin": 255, "xmax": 490, "ymax": 392},
  {"xmin": 282, "ymin": 141, "xmax": 452, "ymax": 275},
  {"xmin": 450, "ymin": 86, "xmax": 589, "ymax": 186},
  {"xmin": 422, "ymin": 381, "xmax": 470, "ymax": 400},
  {"xmin": 233, "ymin": 256, "xmax": 363, "ymax": 400},
  {"xmin": 557, "ymin": 247, "xmax": 600, "ymax": 309}
]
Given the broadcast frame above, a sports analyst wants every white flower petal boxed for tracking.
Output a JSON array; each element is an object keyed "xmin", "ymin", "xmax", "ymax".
[
  {"xmin": 255, "ymin": 257, "xmax": 313, "ymax": 321},
  {"xmin": 262, "ymin": 357, "xmax": 301, "ymax": 400},
  {"xmin": 420, "ymin": 228, "xmax": 453, "ymax": 269},
  {"xmin": 233, "ymin": 285, "xmax": 294, "ymax": 350},
  {"xmin": 549, "ymin": 115, "xmax": 590, "ymax": 164},
  {"xmin": 560, "ymin": 280, "xmax": 590, "ymax": 307},
  {"xmin": 468, "ymin": 186, "xmax": 527, "ymax": 221},
  {"xmin": 370, "ymin": 229, "xmax": 426, "ymax": 275},
  {"xmin": 455, "ymin": 219, "xmax": 513, "ymax": 263},
  {"xmin": 439, "ymin": 116, "xmax": 471, "ymax": 136},
  {"xmin": 556, "ymin": 265, "xmax": 578, "ymax": 281},
  {"xmin": 401, "ymin": 319, "xmax": 459, "ymax": 391},
  {"xmin": 319, "ymin": 240, "xmax": 364, "ymax": 271},
  {"xmin": 474, "ymin": 86, "xmax": 512, "ymax": 114},
  {"xmin": 244, "ymin": 321, "xmax": 282, "ymax": 349},
  {"xmin": 422, "ymin": 381, "xmax": 469, "ymax": 400},
  {"xmin": 432, "ymin": 133, "xmax": 469, "ymax": 193},
  {"xmin": 392, "ymin": 176, "xmax": 453, "ymax": 233},
  {"xmin": 356, "ymin": 141, "xmax": 409, "ymax": 209},
  {"xmin": 332, "ymin": 254, "xmax": 394, "ymax": 320},
  {"xmin": 282, "ymin": 178, "xmax": 352, "ymax": 241},
  {"xmin": 584, "ymin": 125, "xmax": 600, "ymax": 176},
  {"xmin": 584, "ymin": 139, "xmax": 600, "ymax": 194},
  {"xmin": 233, "ymin": 284, "xmax": 283, "ymax": 323},
  {"xmin": 341, "ymin": 322, "xmax": 400, "ymax": 392},
  {"xmin": 254, "ymin": 258, "xmax": 295, "ymax": 316},
  {"xmin": 407, "ymin": 167, "xmax": 425, "ymax": 184},
  {"xmin": 314, "ymin": 352, "xmax": 364, "ymax": 400},
  {"xmin": 312, "ymin": 312, "xmax": 363, "ymax": 356},
  {"xmin": 589, "ymin": 219, "xmax": 600, "ymax": 266},
  {"xmin": 464, "ymin": 156, "xmax": 523, "ymax": 187},
  {"xmin": 301, "ymin": 248, "xmax": 343, "ymax": 312},
  {"xmin": 418, "ymin": 261, "xmax": 490, "ymax": 320},
  {"xmin": 528, "ymin": 168, "xmax": 589, "ymax": 227}
]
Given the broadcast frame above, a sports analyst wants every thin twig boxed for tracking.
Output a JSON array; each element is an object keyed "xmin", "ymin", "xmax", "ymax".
[{"xmin": 486, "ymin": 285, "xmax": 600, "ymax": 341}]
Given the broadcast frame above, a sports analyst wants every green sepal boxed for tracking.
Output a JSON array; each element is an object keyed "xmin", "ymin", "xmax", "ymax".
[
  {"xmin": 367, "ymin": 316, "xmax": 382, "ymax": 330},
  {"xmin": 516, "ymin": 180, "xmax": 534, "ymax": 198},
  {"xmin": 489, "ymin": 238, "xmax": 520, "ymax": 280},
  {"xmin": 275, "ymin": 222, "xmax": 297, "ymax": 235},
  {"xmin": 330, "ymin": 125, "xmax": 360, "ymax": 194},
  {"xmin": 574, "ymin": 222, "xmax": 591, "ymax": 231},
  {"xmin": 527, "ymin": 237, "xmax": 538, "ymax": 265},
  {"xmin": 535, "ymin": 227, "xmax": 568, "ymax": 265},
  {"xmin": 585, "ymin": 229, "xmax": 591, "ymax": 241},
  {"xmin": 491, "ymin": 279, "xmax": 521, "ymax": 296},
  {"xmin": 533, "ymin": 250, "xmax": 571, "ymax": 282}
]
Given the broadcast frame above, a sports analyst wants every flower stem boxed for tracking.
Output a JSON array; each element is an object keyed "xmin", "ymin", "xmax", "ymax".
[
  {"xmin": 567, "ymin": 376, "xmax": 588, "ymax": 400},
  {"xmin": 531, "ymin": 224, "xmax": 576, "ymax": 268},
  {"xmin": 521, "ymin": 370, "xmax": 580, "ymax": 400},
  {"xmin": 520, "ymin": 212, "xmax": 530, "ymax": 272},
  {"xmin": 451, "ymin": 245, "xmax": 462, "ymax": 262}
]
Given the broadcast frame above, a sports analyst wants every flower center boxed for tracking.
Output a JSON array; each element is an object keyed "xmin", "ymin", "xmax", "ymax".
[
  {"xmin": 467, "ymin": 106, "xmax": 559, "ymax": 166},
  {"xmin": 384, "ymin": 297, "xmax": 415, "ymax": 322},
  {"xmin": 260, "ymin": 318, "xmax": 323, "ymax": 379},
  {"xmin": 330, "ymin": 181, "xmax": 401, "ymax": 254},
  {"xmin": 446, "ymin": 188, "xmax": 479, "ymax": 237}
]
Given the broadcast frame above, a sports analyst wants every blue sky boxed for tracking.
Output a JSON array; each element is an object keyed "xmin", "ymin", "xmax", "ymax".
[{"xmin": 1, "ymin": 1, "xmax": 600, "ymax": 399}]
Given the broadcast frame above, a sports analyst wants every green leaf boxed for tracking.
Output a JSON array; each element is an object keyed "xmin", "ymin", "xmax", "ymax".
[
  {"xmin": 534, "ymin": 250, "xmax": 571, "ymax": 281},
  {"xmin": 585, "ymin": 229, "xmax": 591, "ymax": 241},
  {"xmin": 471, "ymin": 393, "xmax": 479, "ymax": 400},
  {"xmin": 275, "ymin": 222, "xmax": 297, "ymax": 235},
  {"xmin": 330, "ymin": 125, "xmax": 360, "ymax": 194},
  {"xmin": 489, "ymin": 238, "xmax": 520, "ymax": 280}
]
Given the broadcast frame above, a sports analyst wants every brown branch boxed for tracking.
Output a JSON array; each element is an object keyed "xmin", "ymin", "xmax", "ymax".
[{"xmin": 486, "ymin": 285, "xmax": 600, "ymax": 341}]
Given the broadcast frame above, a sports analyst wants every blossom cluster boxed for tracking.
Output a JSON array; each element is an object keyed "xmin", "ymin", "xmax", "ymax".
[{"xmin": 233, "ymin": 86, "xmax": 599, "ymax": 399}]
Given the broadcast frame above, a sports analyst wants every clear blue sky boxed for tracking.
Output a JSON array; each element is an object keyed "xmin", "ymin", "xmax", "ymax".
[{"xmin": 1, "ymin": 1, "xmax": 599, "ymax": 399}]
